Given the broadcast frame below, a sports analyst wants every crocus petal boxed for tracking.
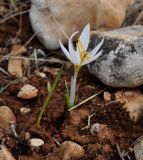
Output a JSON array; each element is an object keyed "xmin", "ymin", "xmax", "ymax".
[
  {"xmin": 79, "ymin": 24, "xmax": 90, "ymax": 51},
  {"xmin": 81, "ymin": 50, "xmax": 103, "ymax": 66},
  {"xmin": 68, "ymin": 31, "xmax": 78, "ymax": 54},
  {"xmin": 90, "ymin": 39, "xmax": 104, "ymax": 56},
  {"xmin": 68, "ymin": 31, "xmax": 80, "ymax": 64},
  {"xmin": 72, "ymin": 51, "xmax": 81, "ymax": 65},
  {"xmin": 59, "ymin": 40, "xmax": 73, "ymax": 62}
]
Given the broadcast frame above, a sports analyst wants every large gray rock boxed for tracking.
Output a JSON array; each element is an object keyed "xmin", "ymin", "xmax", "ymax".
[{"xmin": 88, "ymin": 25, "xmax": 143, "ymax": 88}]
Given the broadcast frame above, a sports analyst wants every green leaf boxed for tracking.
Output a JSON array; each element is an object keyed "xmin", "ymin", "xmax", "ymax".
[
  {"xmin": 36, "ymin": 64, "xmax": 64, "ymax": 127},
  {"xmin": 64, "ymin": 80, "xmax": 73, "ymax": 109}
]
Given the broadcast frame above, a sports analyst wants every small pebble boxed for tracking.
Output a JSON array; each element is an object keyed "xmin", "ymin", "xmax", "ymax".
[
  {"xmin": 35, "ymin": 71, "xmax": 46, "ymax": 78},
  {"xmin": 17, "ymin": 84, "xmax": 38, "ymax": 99},
  {"xmin": 20, "ymin": 107, "xmax": 31, "ymax": 115},
  {"xmin": 30, "ymin": 138, "xmax": 44, "ymax": 147},
  {"xmin": 90, "ymin": 123, "xmax": 101, "ymax": 135},
  {"xmin": 103, "ymin": 92, "xmax": 111, "ymax": 102}
]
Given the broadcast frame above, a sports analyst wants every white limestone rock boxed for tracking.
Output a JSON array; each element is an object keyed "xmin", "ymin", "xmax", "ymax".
[{"xmin": 30, "ymin": 0, "xmax": 134, "ymax": 50}]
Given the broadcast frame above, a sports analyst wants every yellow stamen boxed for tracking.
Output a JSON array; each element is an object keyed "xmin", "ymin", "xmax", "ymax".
[
  {"xmin": 76, "ymin": 39, "xmax": 91, "ymax": 62},
  {"xmin": 76, "ymin": 39, "xmax": 84, "ymax": 53}
]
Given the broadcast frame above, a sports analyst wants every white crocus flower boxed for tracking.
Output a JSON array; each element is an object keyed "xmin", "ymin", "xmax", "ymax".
[{"xmin": 59, "ymin": 24, "xmax": 104, "ymax": 108}]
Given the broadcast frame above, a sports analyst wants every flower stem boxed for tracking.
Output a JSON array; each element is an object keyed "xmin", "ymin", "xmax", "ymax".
[
  {"xmin": 69, "ymin": 72, "xmax": 77, "ymax": 108},
  {"xmin": 68, "ymin": 65, "xmax": 80, "ymax": 108}
]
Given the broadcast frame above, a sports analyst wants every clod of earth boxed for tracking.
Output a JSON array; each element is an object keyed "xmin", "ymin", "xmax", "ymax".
[
  {"xmin": 58, "ymin": 141, "xmax": 85, "ymax": 160},
  {"xmin": 88, "ymin": 25, "xmax": 143, "ymax": 87},
  {"xmin": 17, "ymin": 84, "xmax": 38, "ymax": 99},
  {"xmin": 115, "ymin": 89, "xmax": 143, "ymax": 122},
  {"xmin": 90, "ymin": 123, "xmax": 115, "ymax": 143},
  {"xmin": 0, "ymin": 106, "xmax": 16, "ymax": 129},
  {"xmin": 69, "ymin": 109, "xmax": 90, "ymax": 126},
  {"xmin": 30, "ymin": 0, "xmax": 134, "ymax": 50},
  {"xmin": 13, "ymin": 139, "xmax": 31, "ymax": 156}
]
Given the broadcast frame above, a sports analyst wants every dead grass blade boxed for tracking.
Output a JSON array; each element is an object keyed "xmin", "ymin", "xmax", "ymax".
[
  {"xmin": 0, "ymin": 79, "xmax": 21, "ymax": 93},
  {"xmin": 68, "ymin": 87, "xmax": 107, "ymax": 111}
]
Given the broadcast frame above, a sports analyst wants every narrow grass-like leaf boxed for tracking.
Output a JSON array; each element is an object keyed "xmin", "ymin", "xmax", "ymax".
[{"xmin": 36, "ymin": 64, "xmax": 64, "ymax": 127}]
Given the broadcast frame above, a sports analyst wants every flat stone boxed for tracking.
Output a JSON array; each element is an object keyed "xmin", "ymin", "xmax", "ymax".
[
  {"xmin": 17, "ymin": 84, "xmax": 38, "ymax": 99},
  {"xmin": 88, "ymin": 25, "xmax": 143, "ymax": 87},
  {"xmin": 92, "ymin": 124, "xmax": 115, "ymax": 143},
  {"xmin": 30, "ymin": 0, "xmax": 134, "ymax": 50}
]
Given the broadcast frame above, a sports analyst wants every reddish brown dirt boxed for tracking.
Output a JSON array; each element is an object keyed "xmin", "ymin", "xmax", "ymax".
[
  {"xmin": 0, "ymin": 66, "xmax": 143, "ymax": 160},
  {"xmin": 0, "ymin": 1, "xmax": 143, "ymax": 160}
]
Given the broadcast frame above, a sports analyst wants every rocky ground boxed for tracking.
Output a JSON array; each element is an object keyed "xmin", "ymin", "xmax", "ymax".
[{"xmin": 0, "ymin": 0, "xmax": 143, "ymax": 160}]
